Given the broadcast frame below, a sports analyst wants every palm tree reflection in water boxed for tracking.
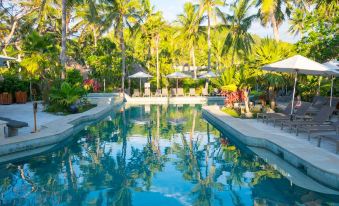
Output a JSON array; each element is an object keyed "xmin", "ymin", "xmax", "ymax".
[{"xmin": 0, "ymin": 105, "xmax": 338, "ymax": 205}]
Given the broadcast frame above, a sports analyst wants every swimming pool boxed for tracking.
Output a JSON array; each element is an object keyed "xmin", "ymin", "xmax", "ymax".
[{"xmin": 0, "ymin": 104, "xmax": 338, "ymax": 205}]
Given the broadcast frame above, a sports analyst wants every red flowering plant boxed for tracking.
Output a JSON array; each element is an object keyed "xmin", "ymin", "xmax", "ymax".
[
  {"xmin": 220, "ymin": 84, "xmax": 245, "ymax": 108},
  {"xmin": 84, "ymin": 79, "xmax": 101, "ymax": 92}
]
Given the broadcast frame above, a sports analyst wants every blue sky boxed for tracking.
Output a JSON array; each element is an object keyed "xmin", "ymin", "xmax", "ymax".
[{"xmin": 150, "ymin": 0, "xmax": 299, "ymax": 43}]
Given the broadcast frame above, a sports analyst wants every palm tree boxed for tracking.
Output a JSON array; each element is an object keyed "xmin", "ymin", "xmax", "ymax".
[
  {"xmin": 176, "ymin": 2, "xmax": 204, "ymax": 78},
  {"xmin": 60, "ymin": 0, "xmax": 67, "ymax": 79},
  {"xmin": 73, "ymin": 0, "xmax": 105, "ymax": 47},
  {"xmin": 196, "ymin": 0, "xmax": 225, "ymax": 71},
  {"xmin": 288, "ymin": 8, "xmax": 306, "ymax": 38},
  {"xmin": 141, "ymin": 11, "xmax": 165, "ymax": 89},
  {"xmin": 102, "ymin": 0, "xmax": 142, "ymax": 96},
  {"xmin": 218, "ymin": 0, "xmax": 256, "ymax": 65},
  {"xmin": 256, "ymin": 0, "xmax": 291, "ymax": 41}
]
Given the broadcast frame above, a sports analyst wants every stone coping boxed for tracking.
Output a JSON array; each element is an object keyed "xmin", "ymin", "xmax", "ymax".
[
  {"xmin": 202, "ymin": 105, "xmax": 339, "ymax": 191},
  {"xmin": 0, "ymin": 96, "xmax": 123, "ymax": 161}
]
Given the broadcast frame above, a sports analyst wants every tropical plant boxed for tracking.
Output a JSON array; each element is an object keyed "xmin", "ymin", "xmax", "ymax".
[
  {"xmin": 256, "ymin": 0, "xmax": 292, "ymax": 41},
  {"xmin": 48, "ymin": 81, "xmax": 85, "ymax": 112},
  {"xmin": 217, "ymin": 0, "xmax": 256, "ymax": 65},
  {"xmin": 102, "ymin": 0, "xmax": 142, "ymax": 94},
  {"xmin": 196, "ymin": 0, "xmax": 225, "ymax": 71},
  {"xmin": 176, "ymin": 2, "xmax": 205, "ymax": 78}
]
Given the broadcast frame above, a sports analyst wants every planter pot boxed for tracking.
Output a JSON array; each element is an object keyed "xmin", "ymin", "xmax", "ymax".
[
  {"xmin": 15, "ymin": 91, "xmax": 28, "ymax": 104},
  {"xmin": 0, "ymin": 93, "xmax": 13, "ymax": 105}
]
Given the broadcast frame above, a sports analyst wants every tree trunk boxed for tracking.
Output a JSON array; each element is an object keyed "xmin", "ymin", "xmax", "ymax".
[
  {"xmin": 155, "ymin": 34, "xmax": 160, "ymax": 89},
  {"xmin": 191, "ymin": 46, "xmax": 197, "ymax": 79},
  {"xmin": 268, "ymin": 86, "xmax": 276, "ymax": 109},
  {"xmin": 207, "ymin": 11, "xmax": 211, "ymax": 71},
  {"xmin": 120, "ymin": 20, "xmax": 126, "ymax": 98},
  {"xmin": 271, "ymin": 15, "xmax": 280, "ymax": 42},
  {"xmin": 0, "ymin": 19, "xmax": 18, "ymax": 52},
  {"xmin": 60, "ymin": 0, "xmax": 67, "ymax": 79}
]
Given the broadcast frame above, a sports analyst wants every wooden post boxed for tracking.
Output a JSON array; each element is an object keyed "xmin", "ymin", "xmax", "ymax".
[{"xmin": 33, "ymin": 102, "xmax": 37, "ymax": 133}]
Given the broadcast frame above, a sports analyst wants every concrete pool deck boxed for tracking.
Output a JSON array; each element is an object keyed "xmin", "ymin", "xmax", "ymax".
[
  {"xmin": 0, "ymin": 94, "xmax": 123, "ymax": 163},
  {"xmin": 0, "ymin": 102, "xmax": 62, "ymax": 135},
  {"xmin": 202, "ymin": 105, "xmax": 339, "ymax": 190}
]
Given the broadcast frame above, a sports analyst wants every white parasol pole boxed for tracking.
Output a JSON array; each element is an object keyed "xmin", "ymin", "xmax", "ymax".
[
  {"xmin": 176, "ymin": 78, "xmax": 178, "ymax": 97},
  {"xmin": 139, "ymin": 78, "xmax": 142, "ymax": 94},
  {"xmin": 290, "ymin": 71, "xmax": 298, "ymax": 115}
]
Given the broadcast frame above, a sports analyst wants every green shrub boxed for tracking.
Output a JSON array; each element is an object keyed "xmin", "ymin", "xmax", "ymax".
[
  {"xmin": 221, "ymin": 107, "xmax": 240, "ymax": 118},
  {"xmin": 66, "ymin": 69, "xmax": 83, "ymax": 86},
  {"xmin": 221, "ymin": 84, "xmax": 237, "ymax": 92},
  {"xmin": 48, "ymin": 82, "xmax": 85, "ymax": 113}
]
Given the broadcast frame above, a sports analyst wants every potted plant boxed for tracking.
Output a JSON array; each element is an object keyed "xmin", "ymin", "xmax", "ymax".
[
  {"xmin": 0, "ymin": 75, "xmax": 14, "ymax": 105},
  {"xmin": 15, "ymin": 81, "xmax": 28, "ymax": 104}
]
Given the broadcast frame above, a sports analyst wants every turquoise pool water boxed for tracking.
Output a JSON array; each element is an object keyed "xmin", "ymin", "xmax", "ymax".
[{"xmin": 0, "ymin": 104, "xmax": 338, "ymax": 205}]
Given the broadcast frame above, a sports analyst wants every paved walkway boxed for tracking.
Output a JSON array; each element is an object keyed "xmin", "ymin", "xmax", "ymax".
[{"xmin": 0, "ymin": 102, "xmax": 61, "ymax": 135}]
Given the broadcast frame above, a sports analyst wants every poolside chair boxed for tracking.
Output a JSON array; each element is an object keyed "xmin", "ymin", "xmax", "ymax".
[
  {"xmin": 154, "ymin": 89, "xmax": 162, "ymax": 97},
  {"xmin": 280, "ymin": 106, "xmax": 336, "ymax": 134},
  {"xmin": 299, "ymin": 121, "xmax": 339, "ymax": 139},
  {"xmin": 315, "ymin": 134, "xmax": 339, "ymax": 153},
  {"xmin": 132, "ymin": 89, "xmax": 140, "ymax": 97},
  {"xmin": 177, "ymin": 88, "xmax": 184, "ymax": 97},
  {"xmin": 162, "ymin": 88, "xmax": 168, "ymax": 97},
  {"xmin": 257, "ymin": 102, "xmax": 293, "ymax": 123},
  {"xmin": 143, "ymin": 88, "xmax": 151, "ymax": 97},
  {"xmin": 266, "ymin": 102, "xmax": 311, "ymax": 127},
  {"xmin": 202, "ymin": 89, "xmax": 208, "ymax": 96},
  {"xmin": 188, "ymin": 88, "xmax": 197, "ymax": 97},
  {"xmin": 171, "ymin": 88, "xmax": 176, "ymax": 97},
  {"xmin": 306, "ymin": 96, "xmax": 328, "ymax": 115}
]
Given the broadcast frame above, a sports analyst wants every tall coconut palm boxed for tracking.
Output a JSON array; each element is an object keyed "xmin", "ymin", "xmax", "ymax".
[
  {"xmin": 141, "ymin": 11, "xmax": 165, "ymax": 89},
  {"xmin": 196, "ymin": 0, "xmax": 225, "ymax": 71},
  {"xmin": 73, "ymin": 0, "xmax": 105, "ymax": 47},
  {"xmin": 218, "ymin": 0, "xmax": 256, "ymax": 65},
  {"xmin": 256, "ymin": 0, "xmax": 291, "ymax": 41},
  {"xmin": 288, "ymin": 8, "xmax": 307, "ymax": 38},
  {"xmin": 60, "ymin": 0, "xmax": 67, "ymax": 79},
  {"xmin": 176, "ymin": 2, "xmax": 205, "ymax": 78},
  {"xmin": 102, "ymin": 0, "xmax": 142, "ymax": 96}
]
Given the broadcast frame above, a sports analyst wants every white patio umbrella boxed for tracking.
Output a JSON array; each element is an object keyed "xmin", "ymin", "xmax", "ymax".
[
  {"xmin": 128, "ymin": 71, "xmax": 152, "ymax": 94},
  {"xmin": 262, "ymin": 55, "xmax": 332, "ymax": 114},
  {"xmin": 199, "ymin": 71, "xmax": 219, "ymax": 93},
  {"xmin": 166, "ymin": 71, "xmax": 191, "ymax": 94},
  {"xmin": 323, "ymin": 60, "xmax": 339, "ymax": 106}
]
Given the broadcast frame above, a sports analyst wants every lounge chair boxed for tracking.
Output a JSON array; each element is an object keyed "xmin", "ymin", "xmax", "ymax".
[
  {"xmin": 202, "ymin": 89, "xmax": 208, "ymax": 96},
  {"xmin": 162, "ymin": 88, "xmax": 168, "ymax": 97},
  {"xmin": 154, "ymin": 89, "xmax": 162, "ymax": 97},
  {"xmin": 266, "ymin": 102, "xmax": 311, "ymax": 127},
  {"xmin": 143, "ymin": 88, "xmax": 151, "ymax": 97},
  {"xmin": 132, "ymin": 89, "xmax": 140, "ymax": 97},
  {"xmin": 171, "ymin": 88, "xmax": 176, "ymax": 97},
  {"xmin": 280, "ymin": 106, "xmax": 336, "ymax": 134},
  {"xmin": 257, "ymin": 102, "xmax": 293, "ymax": 123},
  {"xmin": 315, "ymin": 134, "xmax": 339, "ymax": 153},
  {"xmin": 306, "ymin": 96, "xmax": 328, "ymax": 115},
  {"xmin": 188, "ymin": 88, "xmax": 197, "ymax": 97},
  {"xmin": 177, "ymin": 88, "xmax": 184, "ymax": 97},
  {"xmin": 299, "ymin": 121, "xmax": 339, "ymax": 139}
]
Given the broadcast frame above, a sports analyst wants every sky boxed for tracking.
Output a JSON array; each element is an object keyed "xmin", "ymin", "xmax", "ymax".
[{"xmin": 150, "ymin": 0, "xmax": 299, "ymax": 43}]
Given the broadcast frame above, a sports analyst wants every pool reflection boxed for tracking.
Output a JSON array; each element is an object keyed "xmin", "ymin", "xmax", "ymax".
[{"xmin": 0, "ymin": 104, "xmax": 338, "ymax": 205}]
